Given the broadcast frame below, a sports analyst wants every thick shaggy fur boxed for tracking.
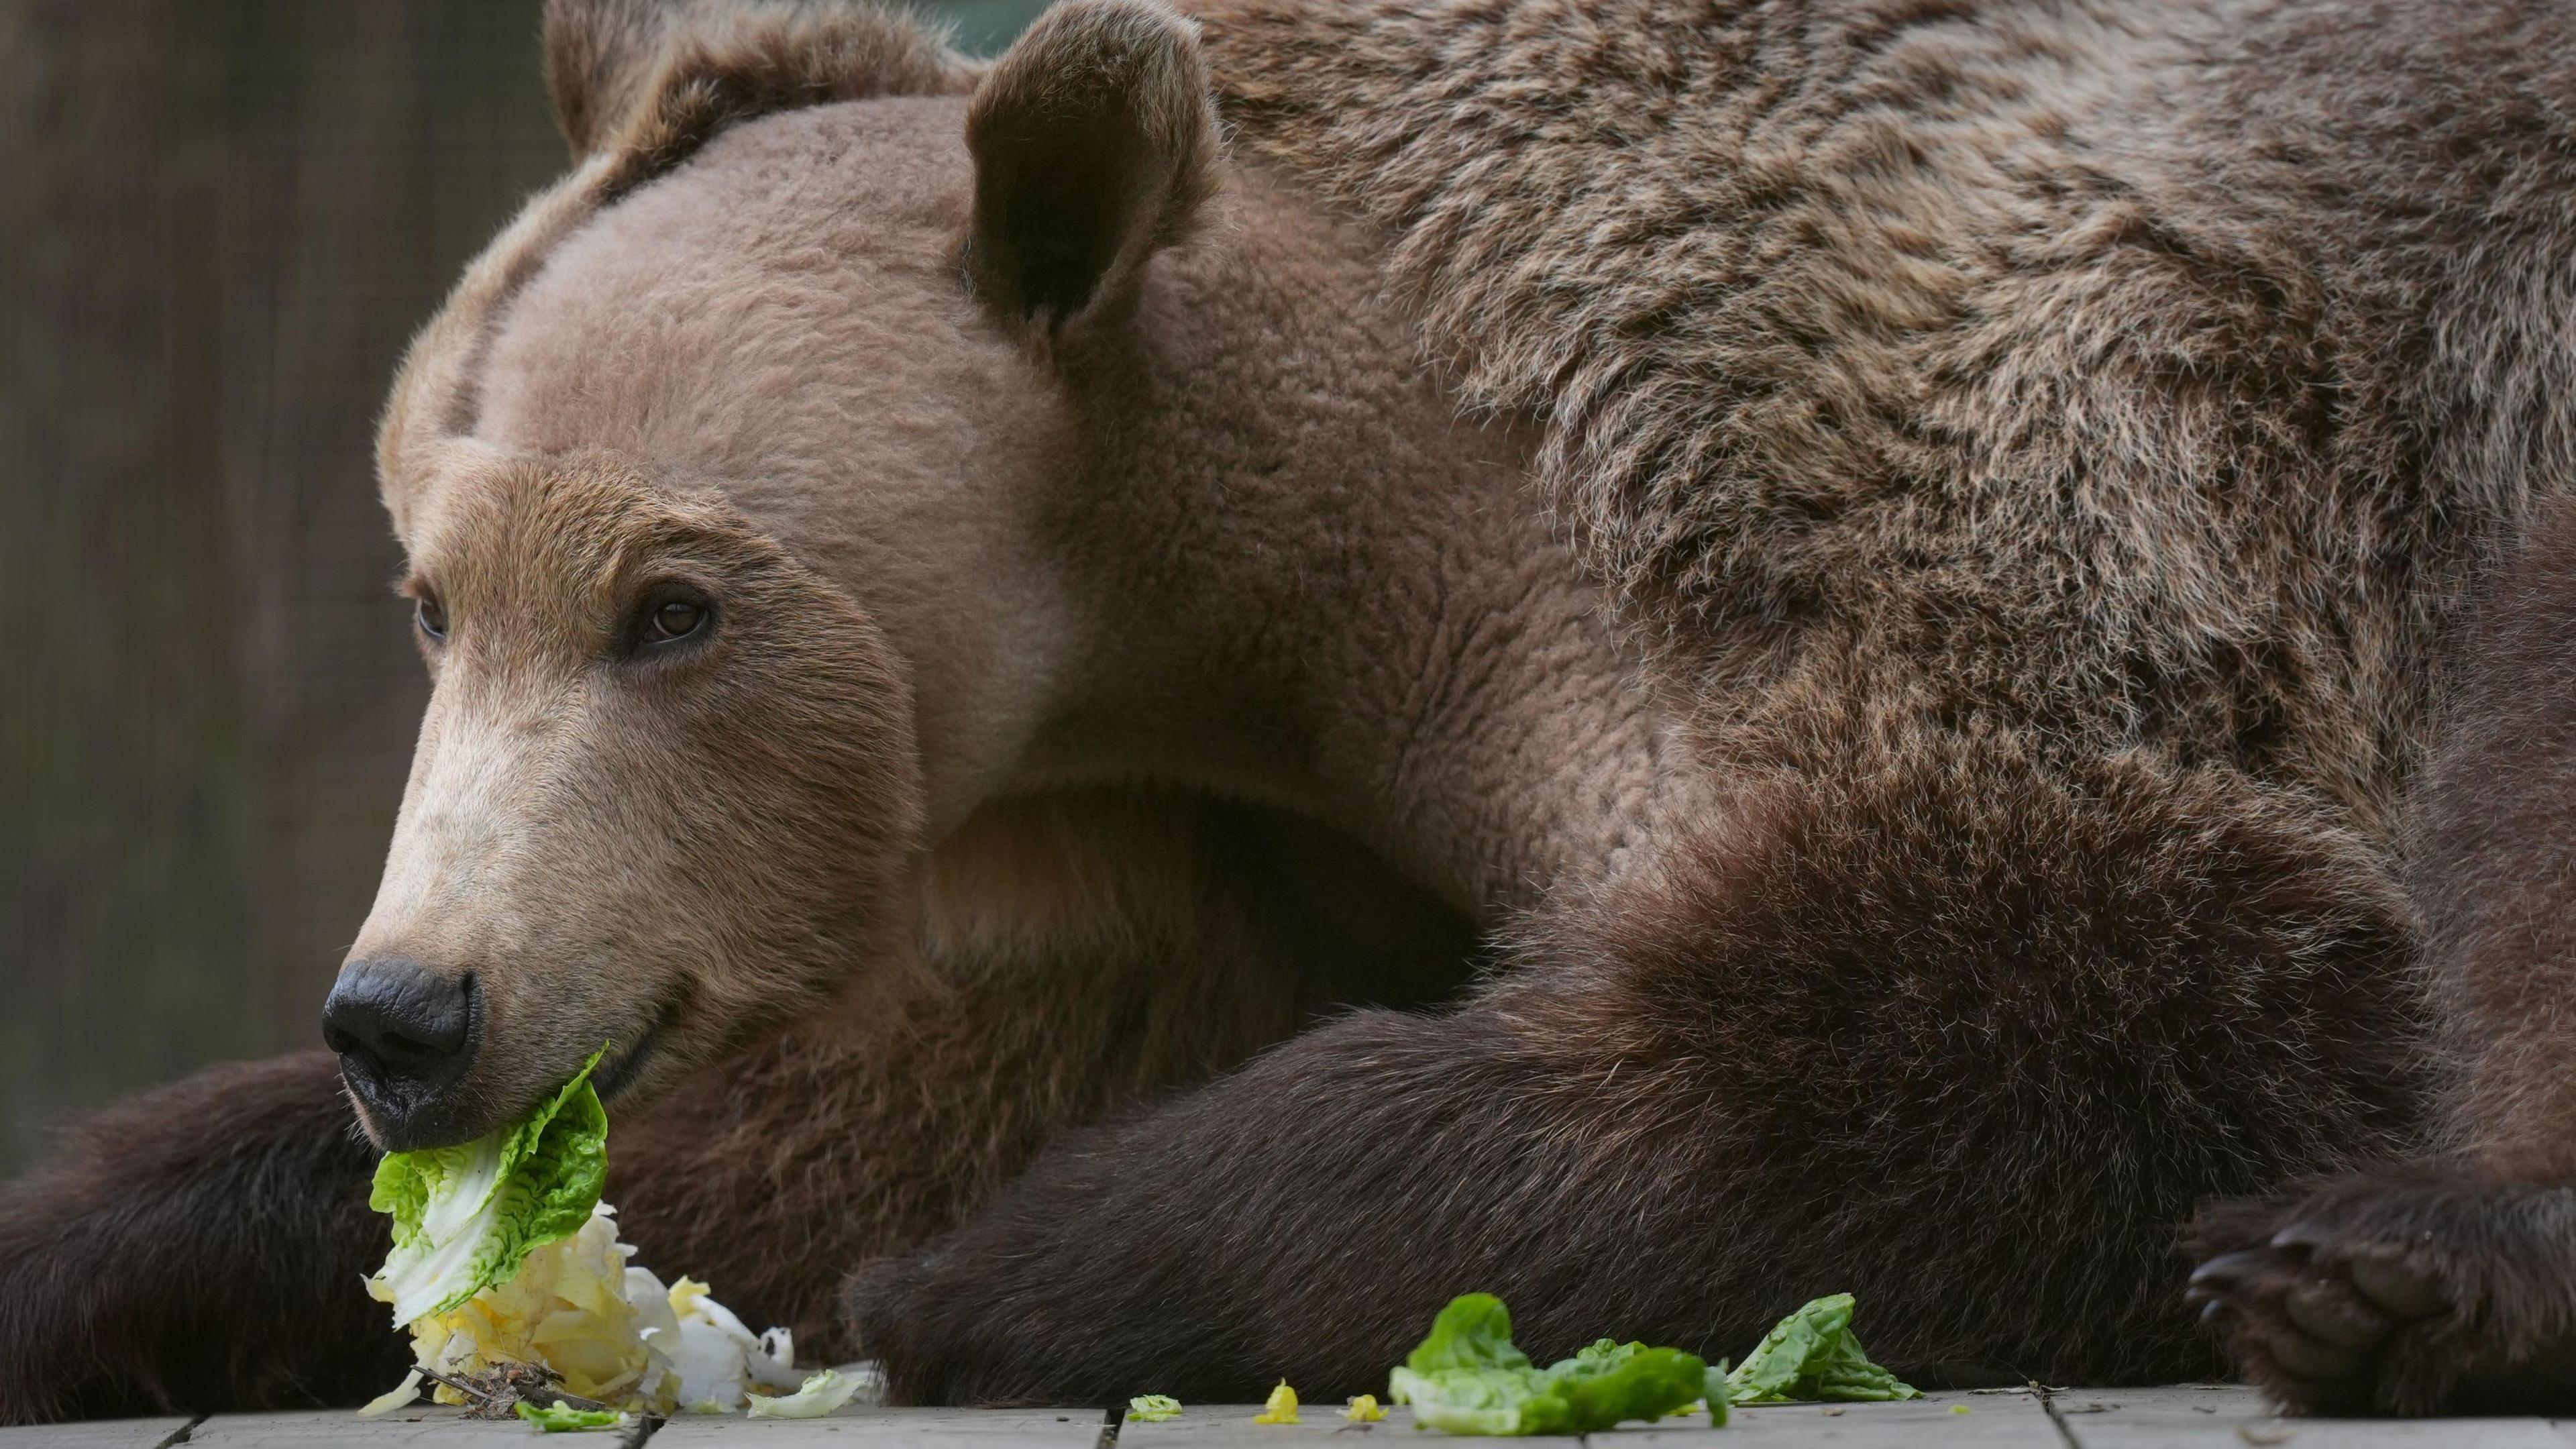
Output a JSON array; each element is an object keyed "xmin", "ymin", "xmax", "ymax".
[
  {"xmin": 9, "ymin": 0, "xmax": 2576, "ymax": 1424},
  {"xmin": 2191, "ymin": 498, "xmax": 2576, "ymax": 1413},
  {"xmin": 859, "ymin": 729, "xmax": 2423, "ymax": 1399},
  {"xmin": 0, "ymin": 1057, "xmax": 405, "ymax": 1423},
  {"xmin": 2412, "ymin": 500, "xmax": 2576, "ymax": 1177},
  {"xmin": 613, "ymin": 790, "xmax": 1479, "ymax": 1364},
  {"xmin": 1192, "ymin": 0, "xmax": 2576, "ymax": 811}
]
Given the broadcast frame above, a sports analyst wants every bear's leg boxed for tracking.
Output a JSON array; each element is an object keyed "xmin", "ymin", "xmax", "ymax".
[
  {"xmin": 2191, "ymin": 500, "xmax": 2576, "ymax": 1415},
  {"xmin": 608, "ymin": 789, "xmax": 1477, "ymax": 1364},
  {"xmin": 848, "ymin": 741, "xmax": 2424, "ymax": 1405},
  {"xmin": 0, "ymin": 1053, "xmax": 401, "ymax": 1424}
]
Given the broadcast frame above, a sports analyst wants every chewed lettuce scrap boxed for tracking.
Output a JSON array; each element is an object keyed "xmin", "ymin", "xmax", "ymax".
[
  {"xmin": 1387, "ymin": 1294, "xmax": 1709, "ymax": 1435},
  {"xmin": 1387, "ymin": 1289, "xmax": 1913, "ymax": 1434},
  {"xmin": 747, "ymin": 1368, "xmax": 867, "ymax": 1418},
  {"xmin": 1721, "ymin": 1294, "xmax": 1919, "ymax": 1404},
  {"xmin": 356, "ymin": 1368, "xmax": 425, "ymax": 1419},
  {"xmin": 515, "ymin": 1399, "xmax": 627, "ymax": 1432},
  {"xmin": 368, "ymin": 1199, "xmax": 805, "ymax": 1415},
  {"xmin": 1252, "ymin": 1380, "xmax": 1300, "ymax": 1425}
]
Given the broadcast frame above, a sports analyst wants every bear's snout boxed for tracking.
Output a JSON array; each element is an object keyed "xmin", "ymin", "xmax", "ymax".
[{"xmin": 322, "ymin": 957, "xmax": 482, "ymax": 1147}]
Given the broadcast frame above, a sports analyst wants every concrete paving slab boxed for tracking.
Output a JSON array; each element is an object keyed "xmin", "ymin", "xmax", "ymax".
[
  {"xmin": 2047, "ymin": 1383, "xmax": 2573, "ymax": 1449},
  {"xmin": 43, "ymin": 1388, "xmax": 2576, "ymax": 1446},
  {"xmin": 0, "ymin": 1416, "xmax": 194, "ymax": 1448},
  {"xmin": 1595, "ymin": 1391, "xmax": 2059, "ymax": 1446}
]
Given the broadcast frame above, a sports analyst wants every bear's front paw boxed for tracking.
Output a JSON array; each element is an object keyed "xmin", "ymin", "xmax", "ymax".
[
  {"xmin": 2190, "ymin": 1164, "xmax": 2576, "ymax": 1415},
  {"xmin": 843, "ymin": 1240, "xmax": 1114, "ymax": 1407},
  {"xmin": 843, "ymin": 1250, "xmax": 958, "ymax": 1404},
  {"xmin": 840, "ymin": 1148, "xmax": 1265, "ymax": 1409}
]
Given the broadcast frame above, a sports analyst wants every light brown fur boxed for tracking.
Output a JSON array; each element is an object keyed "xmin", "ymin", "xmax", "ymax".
[
  {"xmin": 333, "ymin": 0, "xmax": 1690, "ymax": 1357},
  {"xmin": 11, "ymin": 0, "xmax": 2576, "ymax": 1421},
  {"xmin": 365, "ymin": 60, "xmax": 1687, "ymax": 1128}
]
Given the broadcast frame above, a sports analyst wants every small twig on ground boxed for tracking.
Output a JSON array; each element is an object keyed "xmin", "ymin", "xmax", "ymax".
[
  {"xmin": 418, "ymin": 1361, "xmax": 617, "ymax": 1419},
  {"xmin": 415, "ymin": 1366, "xmax": 493, "ymax": 1406}
]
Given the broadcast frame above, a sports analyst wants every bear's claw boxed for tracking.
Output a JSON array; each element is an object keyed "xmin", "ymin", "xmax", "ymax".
[{"xmin": 2191, "ymin": 1163, "xmax": 2576, "ymax": 1416}]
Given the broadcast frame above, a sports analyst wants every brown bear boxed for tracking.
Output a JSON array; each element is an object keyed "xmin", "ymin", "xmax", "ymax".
[
  {"xmin": 2193, "ymin": 492, "xmax": 2576, "ymax": 1415},
  {"xmin": 7, "ymin": 0, "xmax": 2576, "ymax": 1423}
]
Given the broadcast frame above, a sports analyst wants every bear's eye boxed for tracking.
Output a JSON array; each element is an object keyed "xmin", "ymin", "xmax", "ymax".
[
  {"xmin": 650, "ymin": 600, "xmax": 704, "ymax": 639},
  {"xmin": 415, "ymin": 594, "xmax": 448, "ymax": 641},
  {"xmin": 633, "ymin": 588, "xmax": 713, "ymax": 648}
]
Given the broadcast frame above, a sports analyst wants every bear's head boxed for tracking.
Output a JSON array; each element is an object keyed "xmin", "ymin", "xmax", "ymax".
[{"xmin": 324, "ymin": 0, "xmax": 1222, "ymax": 1148}]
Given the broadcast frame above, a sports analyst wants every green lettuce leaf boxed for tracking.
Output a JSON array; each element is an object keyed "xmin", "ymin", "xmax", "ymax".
[
  {"xmin": 1387, "ymin": 1294, "xmax": 1708, "ymax": 1435},
  {"xmin": 515, "ymin": 1399, "xmax": 625, "ymax": 1432},
  {"xmin": 370, "ymin": 1049, "xmax": 610, "ymax": 1324},
  {"xmin": 1721, "ymin": 1294, "xmax": 1919, "ymax": 1403},
  {"xmin": 1404, "ymin": 1293, "xmax": 1529, "ymax": 1375}
]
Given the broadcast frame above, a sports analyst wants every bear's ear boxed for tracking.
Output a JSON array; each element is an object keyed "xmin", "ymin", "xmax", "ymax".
[
  {"xmin": 543, "ymin": 0, "xmax": 674, "ymax": 156},
  {"xmin": 964, "ymin": 0, "xmax": 1220, "ymax": 336}
]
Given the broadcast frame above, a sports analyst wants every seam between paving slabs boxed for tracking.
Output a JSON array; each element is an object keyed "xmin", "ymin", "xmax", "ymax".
[
  {"xmin": 1097, "ymin": 1401, "xmax": 1123, "ymax": 1449},
  {"xmin": 149, "ymin": 1413, "xmax": 207, "ymax": 1448},
  {"xmin": 620, "ymin": 1411, "xmax": 664, "ymax": 1447},
  {"xmin": 2035, "ymin": 1385, "xmax": 2085, "ymax": 1449}
]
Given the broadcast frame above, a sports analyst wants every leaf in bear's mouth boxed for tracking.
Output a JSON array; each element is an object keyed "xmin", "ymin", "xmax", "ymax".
[
  {"xmin": 368, "ymin": 1046, "xmax": 611, "ymax": 1325},
  {"xmin": 360, "ymin": 1046, "xmax": 809, "ymax": 1417}
]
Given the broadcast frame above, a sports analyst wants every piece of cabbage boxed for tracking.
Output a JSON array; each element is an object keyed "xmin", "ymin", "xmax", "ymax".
[
  {"xmin": 1720, "ymin": 1294, "xmax": 1919, "ymax": 1404},
  {"xmin": 356, "ymin": 1368, "xmax": 425, "ymax": 1419},
  {"xmin": 515, "ymin": 1399, "xmax": 627, "ymax": 1432},
  {"xmin": 361, "ymin": 1051, "xmax": 802, "ymax": 1416},
  {"xmin": 1128, "ymin": 1395, "xmax": 1183, "ymax": 1421},
  {"xmin": 370, "ymin": 1201, "xmax": 802, "ymax": 1414},
  {"xmin": 1387, "ymin": 1294, "xmax": 1709, "ymax": 1436},
  {"xmin": 746, "ymin": 1368, "xmax": 865, "ymax": 1418},
  {"xmin": 368, "ymin": 1051, "xmax": 609, "ymax": 1325},
  {"xmin": 655, "ymin": 1275, "xmax": 804, "ymax": 1410},
  {"xmin": 381, "ymin": 1201, "xmax": 666, "ymax": 1407},
  {"xmin": 1252, "ymin": 1380, "xmax": 1299, "ymax": 1425}
]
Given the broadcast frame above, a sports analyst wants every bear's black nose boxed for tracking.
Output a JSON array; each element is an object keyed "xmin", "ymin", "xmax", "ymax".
[{"xmin": 323, "ymin": 958, "xmax": 479, "ymax": 1140}]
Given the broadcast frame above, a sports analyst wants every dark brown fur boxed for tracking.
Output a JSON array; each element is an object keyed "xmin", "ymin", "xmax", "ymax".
[
  {"xmin": 2191, "ymin": 498, "xmax": 2576, "ymax": 1414},
  {"xmin": 857, "ymin": 727, "xmax": 2424, "ymax": 1400},
  {"xmin": 0, "ymin": 1056, "xmax": 405, "ymax": 1422},
  {"xmin": 612, "ymin": 790, "xmax": 1478, "ymax": 1365}
]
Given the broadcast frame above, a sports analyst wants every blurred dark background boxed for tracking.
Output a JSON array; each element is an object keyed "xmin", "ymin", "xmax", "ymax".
[{"xmin": 0, "ymin": 0, "xmax": 1051, "ymax": 1173}]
